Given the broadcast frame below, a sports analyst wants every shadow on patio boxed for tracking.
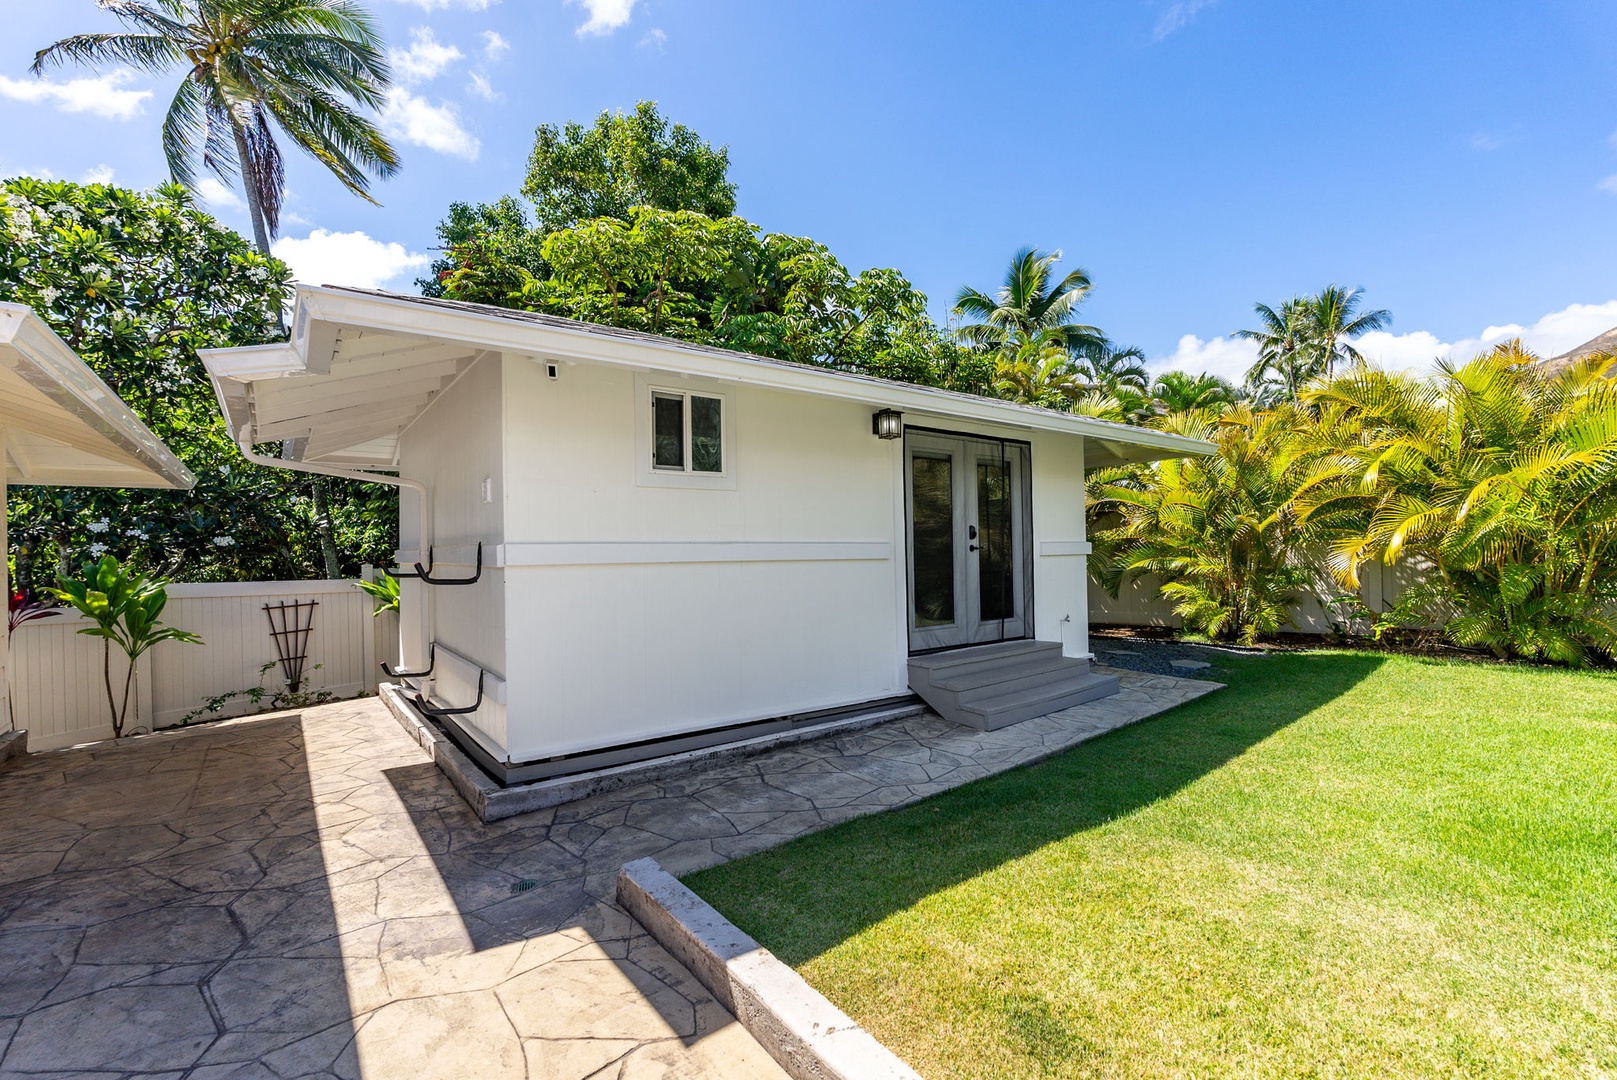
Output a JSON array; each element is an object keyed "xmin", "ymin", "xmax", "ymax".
[{"xmin": 0, "ymin": 714, "xmax": 362, "ymax": 1075}]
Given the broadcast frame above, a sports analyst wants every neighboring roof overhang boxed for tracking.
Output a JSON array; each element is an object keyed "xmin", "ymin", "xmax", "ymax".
[
  {"xmin": 0, "ymin": 303, "xmax": 195, "ymax": 490},
  {"xmin": 202, "ymin": 286, "xmax": 1214, "ymax": 470}
]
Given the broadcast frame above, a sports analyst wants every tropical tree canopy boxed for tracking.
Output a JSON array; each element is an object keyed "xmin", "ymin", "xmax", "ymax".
[
  {"xmin": 1292, "ymin": 343, "xmax": 1617, "ymax": 664},
  {"xmin": 1089, "ymin": 406, "xmax": 1313, "ymax": 644},
  {"xmin": 33, "ymin": 0, "xmax": 399, "ymax": 258},
  {"xmin": 521, "ymin": 101, "xmax": 737, "ymax": 234},
  {"xmin": 0, "ymin": 178, "xmax": 396, "ymax": 585}
]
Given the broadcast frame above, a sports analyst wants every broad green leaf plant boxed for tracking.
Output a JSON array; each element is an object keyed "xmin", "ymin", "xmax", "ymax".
[
  {"xmin": 353, "ymin": 571, "xmax": 399, "ymax": 615},
  {"xmin": 49, "ymin": 556, "xmax": 202, "ymax": 738}
]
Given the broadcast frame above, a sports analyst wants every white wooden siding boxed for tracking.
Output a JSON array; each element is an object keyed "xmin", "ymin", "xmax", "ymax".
[{"xmin": 11, "ymin": 578, "xmax": 394, "ymax": 751}]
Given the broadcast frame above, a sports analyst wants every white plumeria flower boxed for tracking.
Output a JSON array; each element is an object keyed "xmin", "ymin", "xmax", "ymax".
[
  {"xmin": 86, "ymin": 519, "xmax": 110, "ymax": 534},
  {"xmin": 211, "ymin": 536, "xmax": 236, "ymax": 547},
  {"xmin": 87, "ymin": 543, "xmax": 108, "ymax": 557}
]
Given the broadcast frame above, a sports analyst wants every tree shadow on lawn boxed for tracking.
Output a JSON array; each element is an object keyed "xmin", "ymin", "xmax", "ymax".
[{"xmin": 685, "ymin": 651, "xmax": 1388, "ymax": 967}]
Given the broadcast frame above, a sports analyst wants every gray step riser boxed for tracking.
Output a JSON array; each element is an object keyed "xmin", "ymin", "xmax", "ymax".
[
  {"xmin": 907, "ymin": 640, "xmax": 1060, "ymax": 672},
  {"xmin": 965, "ymin": 675, "xmax": 1121, "ymax": 731},
  {"xmin": 912, "ymin": 647, "xmax": 1066, "ymax": 685},
  {"xmin": 954, "ymin": 665, "xmax": 1097, "ymax": 705}
]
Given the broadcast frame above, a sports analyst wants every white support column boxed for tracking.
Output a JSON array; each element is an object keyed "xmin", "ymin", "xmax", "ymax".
[{"xmin": 1030, "ymin": 433, "xmax": 1094, "ymax": 659}]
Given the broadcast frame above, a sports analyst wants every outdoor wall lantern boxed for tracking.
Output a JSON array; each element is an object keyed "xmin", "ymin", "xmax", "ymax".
[{"xmin": 872, "ymin": 408, "xmax": 904, "ymax": 439}]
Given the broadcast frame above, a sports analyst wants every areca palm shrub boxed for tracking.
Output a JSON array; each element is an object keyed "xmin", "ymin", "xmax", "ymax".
[
  {"xmin": 1292, "ymin": 344, "xmax": 1617, "ymax": 664},
  {"xmin": 1089, "ymin": 407, "xmax": 1314, "ymax": 644}
]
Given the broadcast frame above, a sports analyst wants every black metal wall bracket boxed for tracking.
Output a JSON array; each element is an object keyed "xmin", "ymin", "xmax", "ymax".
[
  {"xmin": 412, "ymin": 670, "xmax": 485, "ymax": 718},
  {"xmin": 381, "ymin": 643, "xmax": 435, "ymax": 680},
  {"xmin": 413, "ymin": 542, "xmax": 483, "ymax": 586}
]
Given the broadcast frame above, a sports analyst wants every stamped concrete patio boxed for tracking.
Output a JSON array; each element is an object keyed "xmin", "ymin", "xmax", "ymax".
[{"xmin": 0, "ymin": 667, "xmax": 1217, "ymax": 1079}]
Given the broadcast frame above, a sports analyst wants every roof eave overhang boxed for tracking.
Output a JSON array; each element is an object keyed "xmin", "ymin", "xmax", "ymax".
[
  {"xmin": 0, "ymin": 303, "xmax": 196, "ymax": 490},
  {"xmin": 204, "ymin": 286, "xmax": 1215, "ymax": 465}
]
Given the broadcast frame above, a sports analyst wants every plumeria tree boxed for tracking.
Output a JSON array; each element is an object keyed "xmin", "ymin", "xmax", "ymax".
[{"xmin": 0, "ymin": 177, "xmax": 396, "ymax": 585}]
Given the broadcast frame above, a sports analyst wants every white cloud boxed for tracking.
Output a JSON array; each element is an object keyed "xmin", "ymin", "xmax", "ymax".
[
  {"xmin": 1151, "ymin": 333, "xmax": 1259, "ymax": 383},
  {"xmin": 466, "ymin": 72, "xmax": 501, "ymax": 101},
  {"xmin": 4, "ymin": 163, "xmax": 117, "ymax": 184},
  {"xmin": 393, "ymin": 26, "xmax": 463, "ymax": 84},
  {"xmin": 638, "ymin": 27, "xmax": 667, "ymax": 51},
  {"xmin": 1354, "ymin": 299, "xmax": 1617, "ymax": 368},
  {"xmin": 0, "ymin": 70, "xmax": 151, "ymax": 120},
  {"xmin": 1153, "ymin": 299, "xmax": 1617, "ymax": 382},
  {"xmin": 572, "ymin": 0, "xmax": 637, "ymax": 36},
  {"xmin": 1468, "ymin": 130, "xmax": 1511, "ymax": 152},
  {"xmin": 270, "ymin": 229, "xmax": 430, "ymax": 290},
  {"xmin": 1597, "ymin": 174, "xmax": 1617, "ymax": 194},
  {"xmin": 380, "ymin": 89, "xmax": 480, "ymax": 159},
  {"xmin": 481, "ymin": 30, "xmax": 510, "ymax": 60},
  {"xmin": 195, "ymin": 177, "xmax": 245, "ymax": 211},
  {"xmin": 1153, "ymin": 0, "xmax": 1217, "ymax": 40}
]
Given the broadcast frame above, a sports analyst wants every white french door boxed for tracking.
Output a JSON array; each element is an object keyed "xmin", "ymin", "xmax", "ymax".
[{"xmin": 905, "ymin": 431, "xmax": 1033, "ymax": 653}]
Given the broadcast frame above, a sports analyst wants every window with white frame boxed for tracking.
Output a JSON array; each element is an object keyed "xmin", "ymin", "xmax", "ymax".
[{"xmin": 650, "ymin": 389, "xmax": 725, "ymax": 474}]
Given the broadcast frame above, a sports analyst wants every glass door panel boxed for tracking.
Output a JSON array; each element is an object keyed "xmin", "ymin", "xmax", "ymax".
[
  {"xmin": 976, "ymin": 459, "xmax": 1014, "ymax": 622},
  {"xmin": 910, "ymin": 454, "xmax": 956, "ymax": 629},
  {"xmin": 907, "ymin": 431, "xmax": 1032, "ymax": 653}
]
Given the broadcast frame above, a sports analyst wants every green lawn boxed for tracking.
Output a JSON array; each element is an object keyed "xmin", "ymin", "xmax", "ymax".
[{"xmin": 685, "ymin": 652, "xmax": 1617, "ymax": 1079}]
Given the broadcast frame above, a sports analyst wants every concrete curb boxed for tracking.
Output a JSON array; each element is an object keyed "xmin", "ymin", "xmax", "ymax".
[
  {"xmin": 0, "ymin": 729, "xmax": 27, "ymax": 773},
  {"xmin": 618, "ymin": 857, "xmax": 924, "ymax": 1080},
  {"xmin": 379, "ymin": 681, "xmax": 925, "ymax": 821}
]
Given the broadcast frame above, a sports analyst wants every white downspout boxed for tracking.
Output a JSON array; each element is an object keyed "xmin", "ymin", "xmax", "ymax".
[
  {"xmin": 231, "ymin": 424, "xmax": 434, "ymax": 670},
  {"xmin": 230, "ymin": 424, "xmax": 430, "ymax": 548}
]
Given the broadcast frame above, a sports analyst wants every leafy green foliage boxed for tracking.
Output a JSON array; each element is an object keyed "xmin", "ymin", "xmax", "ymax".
[
  {"xmin": 1090, "ymin": 407, "xmax": 1314, "ymax": 644},
  {"xmin": 521, "ymin": 101, "xmax": 737, "ymax": 234},
  {"xmin": 1293, "ymin": 344, "xmax": 1617, "ymax": 664},
  {"xmin": 419, "ymin": 195, "xmax": 548, "ymax": 300},
  {"xmin": 353, "ymin": 571, "xmax": 399, "ymax": 615},
  {"xmin": 0, "ymin": 177, "xmax": 396, "ymax": 584},
  {"xmin": 439, "ymin": 204, "xmax": 988, "ymax": 391},
  {"xmin": 49, "ymin": 555, "xmax": 201, "ymax": 737}
]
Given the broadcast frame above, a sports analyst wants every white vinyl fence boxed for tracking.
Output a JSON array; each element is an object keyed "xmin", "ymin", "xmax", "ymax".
[
  {"xmin": 1089, "ymin": 558, "xmax": 1424, "ymax": 635},
  {"xmin": 11, "ymin": 576, "xmax": 399, "ymax": 751}
]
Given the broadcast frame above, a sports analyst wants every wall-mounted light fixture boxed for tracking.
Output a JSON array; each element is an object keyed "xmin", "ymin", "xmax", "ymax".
[{"xmin": 872, "ymin": 408, "xmax": 903, "ymax": 439}]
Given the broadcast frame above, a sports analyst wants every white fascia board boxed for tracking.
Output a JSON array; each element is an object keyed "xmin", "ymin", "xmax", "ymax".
[
  {"xmin": 200, "ymin": 342, "xmax": 305, "ymax": 381},
  {"xmin": 0, "ymin": 302, "xmax": 196, "ymax": 490},
  {"xmin": 290, "ymin": 287, "xmax": 1215, "ymax": 461}
]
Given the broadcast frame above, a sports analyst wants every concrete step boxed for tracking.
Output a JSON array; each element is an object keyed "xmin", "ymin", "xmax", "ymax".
[
  {"xmin": 906, "ymin": 639, "xmax": 1058, "ymax": 675},
  {"xmin": 958, "ymin": 670, "xmax": 1121, "ymax": 731},
  {"xmin": 907, "ymin": 640, "xmax": 1120, "ymax": 732}
]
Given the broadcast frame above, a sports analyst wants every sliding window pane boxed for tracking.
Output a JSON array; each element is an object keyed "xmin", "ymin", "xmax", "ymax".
[
  {"xmin": 652, "ymin": 393, "xmax": 685, "ymax": 469},
  {"xmin": 691, "ymin": 395, "xmax": 723, "ymax": 473}
]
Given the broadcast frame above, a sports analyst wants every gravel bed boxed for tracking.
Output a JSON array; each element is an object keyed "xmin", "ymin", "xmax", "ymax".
[{"xmin": 1090, "ymin": 635, "xmax": 1259, "ymax": 680}]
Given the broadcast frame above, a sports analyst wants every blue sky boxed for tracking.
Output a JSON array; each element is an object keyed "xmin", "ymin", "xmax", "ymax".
[{"xmin": 5, "ymin": 0, "xmax": 1617, "ymax": 381}]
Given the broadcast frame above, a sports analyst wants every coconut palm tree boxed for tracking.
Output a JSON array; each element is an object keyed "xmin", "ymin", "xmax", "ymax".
[
  {"xmin": 953, "ymin": 247, "xmax": 1104, "ymax": 355},
  {"xmin": 34, "ymin": 0, "xmax": 401, "ymax": 580},
  {"xmin": 1235, "ymin": 297, "xmax": 1315, "ymax": 404},
  {"xmin": 1304, "ymin": 284, "xmax": 1391, "ymax": 377},
  {"xmin": 1071, "ymin": 338, "xmax": 1150, "ymax": 394},
  {"xmin": 33, "ymin": 0, "xmax": 400, "ymax": 259}
]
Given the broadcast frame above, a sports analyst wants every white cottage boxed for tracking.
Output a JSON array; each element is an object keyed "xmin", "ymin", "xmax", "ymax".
[{"xmin": 204, "ymin": 287, "xmax": 1209, "ymax": 794}]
